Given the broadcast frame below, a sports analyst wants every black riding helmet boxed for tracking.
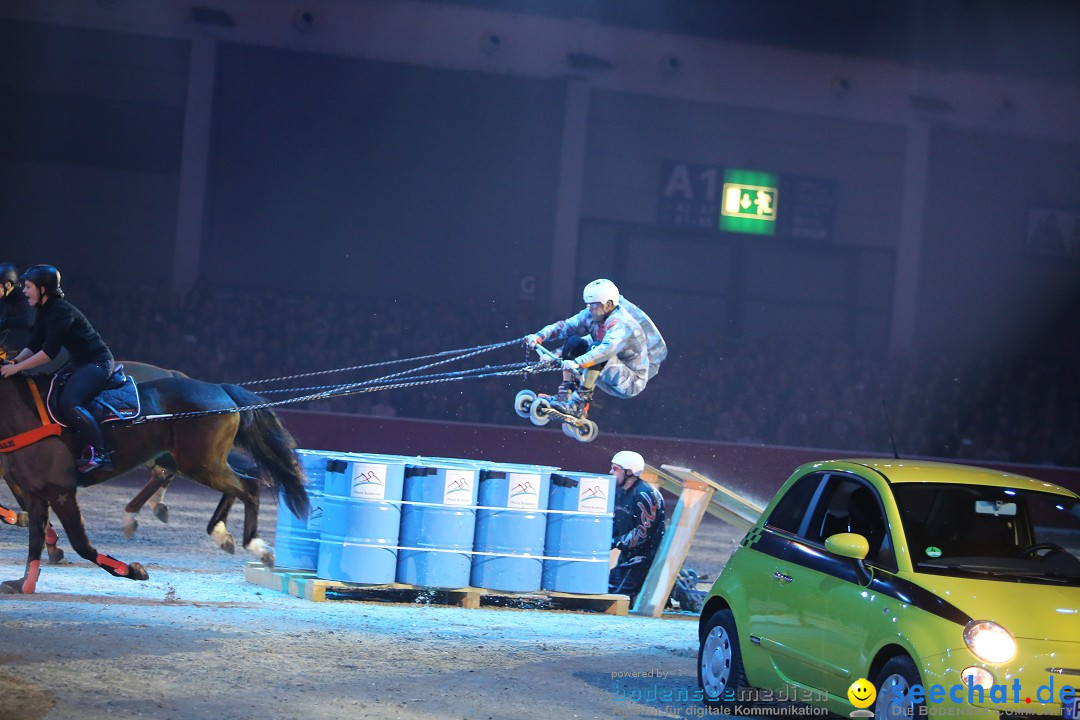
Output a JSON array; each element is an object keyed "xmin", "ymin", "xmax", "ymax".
[
  {"xmin": 0, "ymin": 263, "xmax": 18, "ymax": 287},
  {"xmin": 20, "ymin": 264, "xmax": 64, "ymax": 298}
]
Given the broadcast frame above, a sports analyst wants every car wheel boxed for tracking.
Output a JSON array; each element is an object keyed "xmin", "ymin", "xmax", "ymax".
[
  {"xmin": 698, "ymin": 608, "xmax": 749, "ymax": 709},
  {"xmin": 873, "ymin": 655, "xmax": 923, "ymax": 717}
]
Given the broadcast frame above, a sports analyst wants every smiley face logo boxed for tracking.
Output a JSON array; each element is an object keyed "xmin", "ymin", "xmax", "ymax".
[{"xmin": 848, "ymin": 678, "xmax": 876, "ymax": 709}]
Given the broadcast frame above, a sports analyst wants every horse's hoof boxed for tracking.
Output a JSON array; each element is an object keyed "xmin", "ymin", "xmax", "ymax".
[
  {"xmin": 153, "ymin": 503, "xmax": 169, "ymax": 524},
  {"xmin": 123, "ymin": 514, "xmax": 139, "ymax": 539},
  {"xmin": 210, "ymin": 522, "xmax": 234, "ymax": 553},
  {"xmin": 128, "ymin": 563, "xmax": 149, "ymax": 581},
  {"xmin": 1, "ymin": 579, "xmax": 25, "ymax": 594},
  {"xmin": 46, "ymin": 544, "xmax": 65, "ymax": 565}
]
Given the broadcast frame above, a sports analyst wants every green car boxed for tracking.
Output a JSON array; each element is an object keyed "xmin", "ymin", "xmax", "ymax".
[{"xmin": 697, "ymin": 459, "xmax": 1080, "ymax": 718}]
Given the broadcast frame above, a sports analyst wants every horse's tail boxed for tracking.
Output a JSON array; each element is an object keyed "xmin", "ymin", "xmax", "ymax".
[{"xmin": 219, "ymin": 384, "xmax": 310, "ymax": 520}]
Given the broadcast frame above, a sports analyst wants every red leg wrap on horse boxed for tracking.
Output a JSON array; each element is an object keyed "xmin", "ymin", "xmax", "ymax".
[
  {"xmin": 0, "ymin": 505, "xmax": 18, "ymax": 525},
  {"xmin": 96, "ymin": 553, "xmax": 130, "ymax": 577},
  {"xmin": 46, "ymin": 526, "xmax": 59, "ymax": 545},
  {"xmin": 23, "ymin": 560, "xmax": 40, "ymax": 594}
]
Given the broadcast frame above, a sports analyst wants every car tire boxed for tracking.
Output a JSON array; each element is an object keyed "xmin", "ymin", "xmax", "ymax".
[
  {"xmin": 698, "ymin": 608, "xmax": 750, "ymax": 710},
  {"xmin": 873, "ymin": 655, "xmax": 924, "ymax": 717}
]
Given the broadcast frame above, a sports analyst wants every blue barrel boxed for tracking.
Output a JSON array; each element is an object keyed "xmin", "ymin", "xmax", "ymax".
[
  {"xmin": 470, "ymin": 463, "xmax": 556, "ymax": 592},
  {"xmin": 273, "ymin": 449, "xmax": 329, "ymax": 570},
  {"xmin": 542, "ymin": 471, "xmax": 616, "ymax": 594},
  {"xmin": 396, "ymin": 459, "xmax": 480, "ymax": 588},
  {"xmin": 317, "ymin": 453, "xmax": 406, "ymax": 584}
]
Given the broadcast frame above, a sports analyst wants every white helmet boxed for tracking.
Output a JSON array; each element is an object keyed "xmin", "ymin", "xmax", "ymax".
[
  {"xmin": 583, "ymin": 278, "xmax": 619, "ymax": 307},
  {"xmin": 611, "ymin": 450, "xmax": 645, "ymax": 475}
]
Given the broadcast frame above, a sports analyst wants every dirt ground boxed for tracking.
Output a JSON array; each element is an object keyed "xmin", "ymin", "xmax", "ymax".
[{"xmin": 0, "ymin": 471, "xmax": 744, "ymax": 720}]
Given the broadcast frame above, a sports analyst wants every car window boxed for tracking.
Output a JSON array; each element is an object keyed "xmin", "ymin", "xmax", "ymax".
[
  {"xmin": 810, "ymin": 475, "xmax": 896, "ymax": 569},
  {"xmin": 767, "ymin": 471, "xmax": 895, "ymax": 571},
  {"xmin": 765, "ymin": 472, "xmax": 826, "ymax": 535},
  {"xmin": 894, "ymin": 484, "xmax": 1080, "ymax": 584}
]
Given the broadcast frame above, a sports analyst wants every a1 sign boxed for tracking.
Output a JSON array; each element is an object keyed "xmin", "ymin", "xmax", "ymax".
[{"xmin": 657, "ymin": 161, "xmax": 722, "ymax": 230}]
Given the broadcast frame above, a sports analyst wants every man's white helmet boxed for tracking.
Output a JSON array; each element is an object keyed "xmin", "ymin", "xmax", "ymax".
[
  {"xmin": 611, "ymin": 450, "xmax": 645, "ymax": 475},
  {"xmin": 583, "ymin": 278, "xmax": 620, "ymax": 307}
]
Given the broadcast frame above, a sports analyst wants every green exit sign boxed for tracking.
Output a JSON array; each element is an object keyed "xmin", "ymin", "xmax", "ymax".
[{"xmin": 720, "ymin": 169, "xmax": 779, "ymax": 236}]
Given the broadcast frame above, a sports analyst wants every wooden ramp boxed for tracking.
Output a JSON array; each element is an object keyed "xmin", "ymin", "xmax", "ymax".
[
  {"xmin": 245, "ymin": 563, "xmax": 629, "ymax": 615},
  {"xmin": 648, "ymin": 464, "xmax": 764, "ymax": 532},
  {"xmin": 630, "ymin": 464, "xmax": 764, "ymax": 618}
]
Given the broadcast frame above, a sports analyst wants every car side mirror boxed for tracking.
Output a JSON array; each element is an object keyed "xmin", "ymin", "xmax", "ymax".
[{"xmin": 825, "ymin": 532, "xmax": 870, "ymax": 560}]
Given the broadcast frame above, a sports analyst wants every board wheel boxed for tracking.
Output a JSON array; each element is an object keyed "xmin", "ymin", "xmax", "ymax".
[{"xmin": 514, "ymin": 390, "xmax": 536, "ymax": 419}]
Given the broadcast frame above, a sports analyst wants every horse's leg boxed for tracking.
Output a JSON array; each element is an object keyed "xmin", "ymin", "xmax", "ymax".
[
  {"xmin": 148, "ymin": 482, "xmax": 171, "ymax": 523},
  {"xmin": 123, "ymin": 464, "xmax": 174, "ymax": 538},
  {"xmin": 237, "ymin": 483, "xmax": 273, "ymax": 567},
  {"xmin": 172, "ymin": 410, "xmax": 273, "ymax": 565},
  {"xmin": 0, "ymin": 501, "xmax": 28, "ymax": 527},
  {"xmin": 48, "ymin": 491, "xmax": 149, "ymax": 583},
  {"xmin": 0, "ymin": 491, "xmax": 48, "ymax": 594},
  {"xmin": 45, "ymin": 519, "xmax": 64, "ymax": 564},
  {"xmin": 3, "ymin": 476, "xmax": 64, "ymax": 561},
  {"xmin": 227, "ymin": 464, "xmax": 273, "ymax": 566},
  {"xmin": 1, "ymin": 477, "xmax": 31, "ymax": 526},
  {"xmin": 187, "ymin": 465, "xmax": 270, "ymax": 566},
  {"xmin": 207, "ymin": 494, "xmax": 237, "ymax": 554}
]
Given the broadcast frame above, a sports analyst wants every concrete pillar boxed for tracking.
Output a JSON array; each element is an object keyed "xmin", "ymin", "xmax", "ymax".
[
  {"xmin": 889, "ymin": 118, "xmax": 932, "ymax": 357},
  {"xmin": 548, "ymin": 79, "xmax": 590, "ymax": 318},
  {"xmin": 171, "ymin": 37, "xmax": 217, "ymax": 298}
]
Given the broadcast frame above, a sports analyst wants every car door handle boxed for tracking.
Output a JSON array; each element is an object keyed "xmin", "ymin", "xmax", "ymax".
[{"xmin": 773, "ymin": 571, "xmax": 793, "ymax": 583}]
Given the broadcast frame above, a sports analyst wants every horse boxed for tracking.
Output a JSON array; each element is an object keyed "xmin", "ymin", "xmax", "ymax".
[
  {"xmin": 0, "ymin": 361, "xmax": 250, "ymax": 556},
  {"xmin": 0, "ymin": 372, "xmax": 309, "ymax": 594}
]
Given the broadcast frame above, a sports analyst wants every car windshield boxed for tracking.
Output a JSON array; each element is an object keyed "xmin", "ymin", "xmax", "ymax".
[{"xmin": 893, "ymin": 483, "xmax": 1080, "ymax": 585}]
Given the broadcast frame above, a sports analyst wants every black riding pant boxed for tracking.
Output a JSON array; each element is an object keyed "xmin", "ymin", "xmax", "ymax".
[{"xmin": 58, "ymin": 361, "xmax": 113, "ymax": 451}]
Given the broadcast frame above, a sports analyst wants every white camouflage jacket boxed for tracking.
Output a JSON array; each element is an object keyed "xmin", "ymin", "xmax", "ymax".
[{"xmin": 537, "ymin": 297, "xmax": 667, "ymax": 398}]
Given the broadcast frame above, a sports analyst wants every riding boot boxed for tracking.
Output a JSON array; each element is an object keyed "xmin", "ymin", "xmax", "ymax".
[{"xmin": 68, "ymin": 405, "xmax": 113, "ymax": 473}]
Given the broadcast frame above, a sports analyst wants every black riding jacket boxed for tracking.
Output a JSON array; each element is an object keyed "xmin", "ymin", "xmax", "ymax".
[{"xmin": 27, "ymin": 297, "xmax": 112, "ymax": 366}]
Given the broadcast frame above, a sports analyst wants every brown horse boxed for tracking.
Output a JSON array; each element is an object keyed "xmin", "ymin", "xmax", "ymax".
[
  {"xmin": 0, "ymin": 373, "xmax": 308, "ymax": 594},
  {"xmin": 0, "ymin": 361, "xmax": 247, "ymax": 555}
]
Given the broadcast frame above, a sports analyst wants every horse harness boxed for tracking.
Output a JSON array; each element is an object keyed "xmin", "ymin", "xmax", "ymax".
[{"xmin": 0, "ymin": 378, "xmax": 62, "ymax": 453}]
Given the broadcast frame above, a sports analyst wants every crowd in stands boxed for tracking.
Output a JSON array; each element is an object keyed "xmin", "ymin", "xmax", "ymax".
[{"xmin": 46, "ymin": 278, "xmax": 1080, "ymax": 469}]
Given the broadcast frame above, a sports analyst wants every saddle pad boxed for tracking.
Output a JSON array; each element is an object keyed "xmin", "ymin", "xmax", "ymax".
[{"xmin": 47, "ymin": 368, "xmax": 141, "ymax": 426}]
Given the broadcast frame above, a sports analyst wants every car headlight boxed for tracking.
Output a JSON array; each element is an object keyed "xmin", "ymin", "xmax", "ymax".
[{"xmin": 963, "ymin": 620, "xmax": 1017, "ymax": 664}]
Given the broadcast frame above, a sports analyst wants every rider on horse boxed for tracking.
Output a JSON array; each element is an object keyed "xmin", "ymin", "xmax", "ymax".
[
  {"xmin": 0, "ymin": 262, "xmax": 32, "ymax": 359},
  {"xmin": 0, "ymin": 264, "xmax": 116, "ymax": 473}
]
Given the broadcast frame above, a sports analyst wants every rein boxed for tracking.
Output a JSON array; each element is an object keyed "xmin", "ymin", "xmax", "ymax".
[
  {"xmin": 130, "ymin": 357, "xmax": 559, "ymax": 424},
  {"xmin": 0, "ymin": 378, "xmax": 63, "ymax": 453}
]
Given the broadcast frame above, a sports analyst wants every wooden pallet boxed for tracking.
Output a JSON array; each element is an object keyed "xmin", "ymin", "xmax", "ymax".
[{"xmin": 244, "ymin": 563, "xmax": 629, "ymax": 615}]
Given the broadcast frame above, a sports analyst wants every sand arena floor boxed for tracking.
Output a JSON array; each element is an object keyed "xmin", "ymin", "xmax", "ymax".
[{"xmin": 0, "ymin": 472, "xmax": 744, "ymax": 720}]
